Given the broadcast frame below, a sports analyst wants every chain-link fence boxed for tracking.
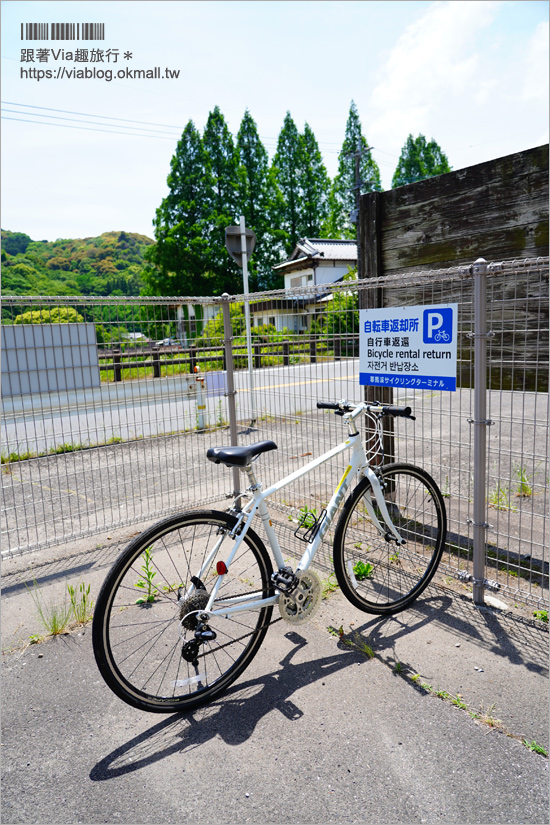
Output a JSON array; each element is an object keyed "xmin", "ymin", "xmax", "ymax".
[{"xmin": 1, "ymin": 256, "xmax": 548, "ymax": 608}]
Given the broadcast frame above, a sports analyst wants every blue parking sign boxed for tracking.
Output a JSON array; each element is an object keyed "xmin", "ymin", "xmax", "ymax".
[
  {"xmin": 359, "ymin": 303, "xmax": 458, "ymax": 392},
  {"xmin": 423, "ymin": 308, "xmax": 453, "ymax": 344}
]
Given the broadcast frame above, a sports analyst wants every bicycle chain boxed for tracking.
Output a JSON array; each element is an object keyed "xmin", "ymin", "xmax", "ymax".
[{"xmin": 194, "ymin": 615, "xmax": 283, "ymax": 659}]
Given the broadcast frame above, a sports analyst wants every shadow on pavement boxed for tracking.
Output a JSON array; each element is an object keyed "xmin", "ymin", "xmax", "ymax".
[
  {"xmin": 352, "ymin": 588, "xmax": 549, "ymax": 678},
  {"xmin": 89, "ymin": 630, "xmax": 365, "ymax": 781}
]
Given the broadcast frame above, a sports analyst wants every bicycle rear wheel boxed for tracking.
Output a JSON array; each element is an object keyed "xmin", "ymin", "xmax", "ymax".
[
  {"xmin": 333, "ymin": 464, "xmax": 446, "ymax": 615},
  {"xmin": 92, "ymin": 510, "xmax": 274, "ymax": 713}
]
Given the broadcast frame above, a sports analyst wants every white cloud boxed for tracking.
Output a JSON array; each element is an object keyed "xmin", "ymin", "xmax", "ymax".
[
  {"xmin": 368, "ymin": 1, "xmax": 503, "ymax": 157},
  {"xmin": 521, "ymin": 21, "xmax": 549, "ymax": 102}
]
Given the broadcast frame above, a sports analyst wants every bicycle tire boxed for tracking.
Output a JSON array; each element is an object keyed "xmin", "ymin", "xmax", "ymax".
[
  {"xmin": 92, "ymin": 510, "xmax": 274, "ymax": 713},
  {"xmin": 333, "ymin": 464, "xmax": 446, "ymax": 615}
]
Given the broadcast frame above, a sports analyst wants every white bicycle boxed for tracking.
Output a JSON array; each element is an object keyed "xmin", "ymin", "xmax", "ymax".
[{"xmin": 93, "ymin": 400, "xmax": 447, "ymax": 713}]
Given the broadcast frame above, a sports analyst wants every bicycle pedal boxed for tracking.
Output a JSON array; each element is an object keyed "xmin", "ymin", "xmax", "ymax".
[{"xmin": 271, "ymin": 566, "xmax": 299, "ymax": 593}]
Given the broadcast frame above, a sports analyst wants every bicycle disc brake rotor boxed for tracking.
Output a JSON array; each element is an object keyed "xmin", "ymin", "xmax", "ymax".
[{"xmin": 278, "ymin": 570, "xmax": 322, "ymax": 625}]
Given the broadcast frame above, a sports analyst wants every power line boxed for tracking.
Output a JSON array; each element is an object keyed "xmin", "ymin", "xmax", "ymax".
[
  {"xmin": 1, "ymin": 115, "xmax": 177, "ymax": 140},
  {"xmin": 1, "ymin": 107, "xmax": 180, "ymax": 136},
  {"xmin": 2, "ymin": 101, "xmax": 183, "ymax": 130},
  {"xmin": 2, "ymin": 100, "xmax": 344, "ymax": 153}
]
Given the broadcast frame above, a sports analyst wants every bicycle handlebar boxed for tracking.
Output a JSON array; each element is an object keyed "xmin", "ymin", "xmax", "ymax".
[
  {"xmin": 316, "ymin": 401, "xmax": 348, "ymax": 411},
  {"xmin": 380, "ymin": 405, "xmax": 414, "ymax": 418},
  {"xmin": 316, "ymin": 401, "xmax": 415, "ymax": 420}
]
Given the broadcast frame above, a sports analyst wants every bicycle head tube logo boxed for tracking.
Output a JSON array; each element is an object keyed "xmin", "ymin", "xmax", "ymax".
[{"xmin": 423, "ymin": 308, "xmax": 453, "ymax": 344}]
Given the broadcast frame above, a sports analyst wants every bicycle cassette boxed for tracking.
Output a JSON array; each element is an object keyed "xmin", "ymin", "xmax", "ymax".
[{"xmin": 278, "ymin": 569, "xmax": 322, "ymax": 625}]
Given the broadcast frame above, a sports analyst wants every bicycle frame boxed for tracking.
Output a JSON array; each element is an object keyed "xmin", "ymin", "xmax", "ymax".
[{"xmin": 199, "ymin": 405, "xmax": 405, "ymax": 619}]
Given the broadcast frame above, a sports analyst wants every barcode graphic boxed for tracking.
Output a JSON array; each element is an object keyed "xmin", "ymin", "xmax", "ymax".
[{"xmin": 21, "ymin": 23, "xmax": 105, "ymax": 41}]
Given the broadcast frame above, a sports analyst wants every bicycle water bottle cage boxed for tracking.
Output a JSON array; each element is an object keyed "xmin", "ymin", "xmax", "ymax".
[
  {"xmin": 272, "ymin": 566, "xmax": 299, "ymax": 593},
  {"xmin": 294, "ymin": 508, "xmax": 327, "ymax": 543}
]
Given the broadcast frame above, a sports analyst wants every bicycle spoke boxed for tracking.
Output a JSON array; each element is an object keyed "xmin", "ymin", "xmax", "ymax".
[{"xmin": 93, "ymin": 511, "xmax": 273, "ymax": 712}]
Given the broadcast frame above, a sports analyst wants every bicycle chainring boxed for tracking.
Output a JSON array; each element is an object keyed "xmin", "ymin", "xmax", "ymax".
[{"xmin": 278, "ymin": 570, "xmax": 322, "ymax": 625}]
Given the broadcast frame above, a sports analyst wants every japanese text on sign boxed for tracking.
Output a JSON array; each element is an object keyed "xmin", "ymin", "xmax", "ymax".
[{"xmin": 359, "ymin": 305, "xmax": 458, "ymax": 391}]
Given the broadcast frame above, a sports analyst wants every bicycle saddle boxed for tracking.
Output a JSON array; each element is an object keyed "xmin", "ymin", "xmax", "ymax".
[{"xmin": 206, "ymin": 440, "xmax": 277, "ymax": 467}]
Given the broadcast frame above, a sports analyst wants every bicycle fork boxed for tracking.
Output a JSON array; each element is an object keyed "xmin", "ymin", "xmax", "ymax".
[{"xmin": 359, "ymin": 466, "xmax": 406, "ymax": 546}]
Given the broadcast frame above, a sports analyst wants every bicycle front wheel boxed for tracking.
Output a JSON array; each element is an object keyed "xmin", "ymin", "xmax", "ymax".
[
  {"xmin": 92, "ymin": 510, "xmax": 274, "ymax": 713},
  {"xmin": 333, "ymin": 464, "xmax": 446, "ymax": 615}
]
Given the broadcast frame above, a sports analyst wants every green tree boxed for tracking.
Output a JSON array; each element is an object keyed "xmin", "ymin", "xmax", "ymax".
[
  {"xmin": 144, "ymin": 120, "xmax": 216, "ymax": 297},
  {"xmin": 1, "ymin": 231, "xmax": 32, "ymax": 256},
  {"xmin": 196, "ymin": 302, "xmax": 246, "ymax": 346},
  {"xmin": 237, "ymin": 110, "xmax": 286, "ymax": 290},
  {"xmin": 2, "ymin": 262, "xmax": 39, "ymax": 294},
  {"xmin": 323, "ymin": 267, "xmax": 359, "ymax": 356},
  {"xmin": 203, "ymin": 106, "xmax": 242, "ymax": 291},
  {"xmin": 272, "ymin": 112, "xmax": 302, "ymax": 254},
  {"xmin": 14, "ymin": 307, "xmax": 84, "ymax": 324},
  {"xmin": 298, "ymin": 123, "xmax": 331, "ymax": 237},
  {"xmin": 327, "ymin": 101, "xmax": 381, "ymax": 239},
  {"xmin": 392, "ymin": 134, "xmax": 452, "ymax": 187}
]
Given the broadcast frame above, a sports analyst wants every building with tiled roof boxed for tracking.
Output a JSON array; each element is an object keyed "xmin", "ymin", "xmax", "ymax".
[{"xmin": 250, "ymin": 239, "xmax": 357, "ymax": 333}]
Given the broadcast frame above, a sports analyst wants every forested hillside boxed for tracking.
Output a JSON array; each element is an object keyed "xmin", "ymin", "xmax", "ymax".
[
  {"xmin": 1, "ymin": 101, "xmax": 450, "ymax": 300},
  {"xmin": 1, "ymin": 230, "xmax": 153, "ymax": 297}
]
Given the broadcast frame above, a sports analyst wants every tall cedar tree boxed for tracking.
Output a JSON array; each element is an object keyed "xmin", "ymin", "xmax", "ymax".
[
  {"xmin": 202, "ymin": 106, "xmax": 242, "ymax": 291},
  {"xmin": 272, "ymin": 112, "xmax": 302, "ymax": 254},
  {"xmin": 237, "ymin": 110, "xmax": 286, "ymax": 291},
  {"xmin": 298, "ymin": 123, "xmax": 331, "ymax": 237},
  {"xmin": 327, "ymin": 101, "xmax": 381, "ymax": 239},
  {"xmin": 145, "ymin": 120, "xmax": 216, "ymax": 296},
  {"xmin": 392, "ymin": 134, "xmax": 451, "ymax": 187}
]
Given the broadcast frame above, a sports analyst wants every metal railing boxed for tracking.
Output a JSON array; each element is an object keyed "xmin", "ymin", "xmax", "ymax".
[{"xmin": 1, "ymin": 256, "xmax": 548, "ymax": 609}]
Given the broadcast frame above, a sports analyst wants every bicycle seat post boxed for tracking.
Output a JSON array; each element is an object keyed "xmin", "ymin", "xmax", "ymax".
[{"xmin": 244, "ymin": 461, "xmax": 261, "ymax": 492}]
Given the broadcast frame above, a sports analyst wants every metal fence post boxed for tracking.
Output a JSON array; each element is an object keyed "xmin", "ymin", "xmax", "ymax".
[
  {"xmin": 221, "ymin": 293, "xmax": 241, "ymax": 503},
  {"xmin": 113, "ymin": 349, "xmax": 122, "ymax": 382},
  {"xmin": 472, "ymin": 257, "xmax": 489, "ymax": 606},
  {"xmin": 152, "ymin": 346, "xmax": 161, "ymax": 378}
]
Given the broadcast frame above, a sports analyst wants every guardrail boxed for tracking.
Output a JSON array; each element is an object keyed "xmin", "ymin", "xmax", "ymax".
[{"xmin": 96, "ymin": 336, "xmax": 359, "ymax": 381}]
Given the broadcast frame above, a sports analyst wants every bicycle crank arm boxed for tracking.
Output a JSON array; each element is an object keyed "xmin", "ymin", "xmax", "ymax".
[{"xmin": 362, "ymin": 467, "xmax": 406, "ymax": 545}]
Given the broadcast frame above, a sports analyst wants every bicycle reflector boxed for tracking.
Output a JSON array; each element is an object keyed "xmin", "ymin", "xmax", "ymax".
[{"xmin": 216, "ymin": 561, "xmax": 228, "ymax": 575}]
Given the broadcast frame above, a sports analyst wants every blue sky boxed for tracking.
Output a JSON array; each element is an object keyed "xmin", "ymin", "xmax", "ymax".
[{"xmin": 1, "ymin": 0, "xmax": 548, "ymax": 242}]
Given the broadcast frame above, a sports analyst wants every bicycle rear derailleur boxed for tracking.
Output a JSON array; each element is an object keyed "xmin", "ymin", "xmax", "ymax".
[{"xmin": 181, "ymin": 619, "xmax": 217, "ymax": 666}]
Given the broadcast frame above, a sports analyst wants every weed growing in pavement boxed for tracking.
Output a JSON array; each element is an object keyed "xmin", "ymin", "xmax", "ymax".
[
  {"xmin": 327, "ymin": 624, "xmax": 547, "ymax": 759},
  {"xmin": 533, "ymin": 609, "xmax": 548, "ymax": 623},
  {"xmin": 328, "ymin": 625, "xmax": 374, "ymax": 659},
  {"xmin": 514, "ymin": 464, "xmax": 533, "ymax": 497},
  {"xmin": 488, "ymin": 483, "xmax": 514, "ymax": 511},
  {"xmin": 24, "ymin": 579, "xmax": 95, "ymax": 641},
  {"xmin": 523, "ymin": 739, "xmax": 548, "ymax": 756},
  {"xmin": 321, "ymin": 573, "xmax": 339, "ymax": 599},
  {"xmin": 25, "ymin": 579, "xmax": 72, "ymax": 636},
  {"xmin": 134, "ymin": 546, "xmax": 161, "ymax": 603},
  {"xmin": 352, "ymin": 560, "xmax": 374, "ymax": 580},
  {"xmin": 67, "ymin": 582, "xmax": 94, "ymax": 624}
]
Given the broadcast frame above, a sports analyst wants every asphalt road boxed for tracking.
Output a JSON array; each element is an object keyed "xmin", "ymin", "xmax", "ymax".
[{"xmin": 2, "ymin": 579, "xmax": 548, "ymax": 825}]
